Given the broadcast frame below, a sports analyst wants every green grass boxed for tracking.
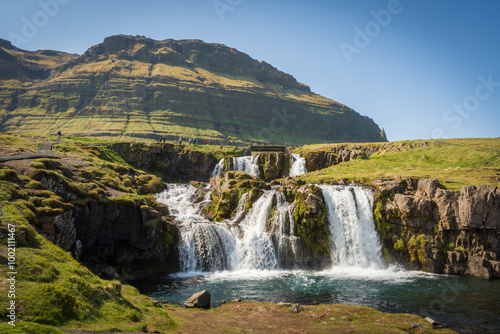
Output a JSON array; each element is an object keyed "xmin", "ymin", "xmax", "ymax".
[
  {"xmin": 0, "ymin": 147, "xmax": 176, "ymax": 332},
  {"xmin": 180, "ymin": 144, "xmax": 244, "ymax": 161},
  {"xmin": 297, "ymin": 138, "xmax": 500, "ymax": 190}
]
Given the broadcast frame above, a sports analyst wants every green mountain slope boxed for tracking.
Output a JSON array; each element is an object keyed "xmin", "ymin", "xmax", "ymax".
[{"xmin": 0, "ymin": 35, "xmax": 386, "ymax": 145}]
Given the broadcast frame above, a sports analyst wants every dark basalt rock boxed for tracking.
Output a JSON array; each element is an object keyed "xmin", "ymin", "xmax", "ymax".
[{"xmin": 373, "ymin": 178, "xmax": 500, "ymax": 279}]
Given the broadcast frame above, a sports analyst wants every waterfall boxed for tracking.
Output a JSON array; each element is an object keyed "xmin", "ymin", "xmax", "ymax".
[
  {"xmin": 320, "ymin": 185, "xmax": 384, "ymax": 269},
  {"xmin": 235, "ymin": 191, "xmax": 279, "ymax": 270},
  {"xmin": 270, "ymin": 193, "xmax": 303, "ymax": 268},
  {"xmin": 213, "ymin": 154, "xmax": 307, "ymax": 178},
  {"xmin": 156, "ymin": 183, "xmax": 383, "ymax": 273},
  {"xmin": 155, "ymin": 184, "xmax": 295, "ymax": 272},
  {"xmin": 212, "ymin": 155, "xmax": 260, "ymax": 177},
  {"xmin": 155, "ymin": 184, "xmax": 237, "ymax": 272},
  {"xmin": 290, "ymin": 153, "xmax": 307, "ymax": 177}
]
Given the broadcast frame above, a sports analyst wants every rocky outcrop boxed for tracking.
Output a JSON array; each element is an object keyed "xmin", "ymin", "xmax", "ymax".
[
  {"xmin": 111, "ymin": 142, "xmax": 223, "ymax": 182},
  {"xmin": 256, "ymin": 153, "xmax": 291, "ymax": 181},
  {"xmin": 294, "ymin": 184, "xmax": 331, "ymax": 268},
  {"xmin": 373, "ymin": 178, "xmax": 500, "ymax": 279},
  {"xmin": 205, "ymin": 171, "xmax": 267, "ymax": 221},
  {"xmin": 276, "ymin": 178, "xmax": 331, "ymax": 268},
  {"xmin": 67, "ymin": 198, "xmax": 177, "ymax": 281}
]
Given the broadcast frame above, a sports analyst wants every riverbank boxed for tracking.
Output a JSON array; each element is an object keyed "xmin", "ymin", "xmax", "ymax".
[{"xmin": 164, "ymin": 300, "xmax": 456, "ymax": 334}]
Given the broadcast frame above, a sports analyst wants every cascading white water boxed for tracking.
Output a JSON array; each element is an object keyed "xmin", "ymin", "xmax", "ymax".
[
  {"xmin": 234, "ymin": 191, "xmax": 279, "ymax": 270},
  {"xmin": 156, "ymin": 183, "xmax": 384, "ymax": 273},
  {"xmin": 155, "ymin": 184, "xmax": 237, "ymax": 272},
  {"xmin": 320, "ymin": 185, "xmax": 384, "ymax": 269},
  {"xmin": 214, "ymin": 154, "xmax": 307, "ymax": 178},
  {"xmin": 290, "ymin": 153, "xmax": 307, "ymax": 177},
  {"xmin": 270, "ymin": 193, "xmax": 303, "ymax": 267},
  {"xmin": 212, "ymin": 155, "xmax": 261, "ymax": 177},
  {"xmin": 155, "ymin": 184, "xmax": 296, "ymax": 272}
]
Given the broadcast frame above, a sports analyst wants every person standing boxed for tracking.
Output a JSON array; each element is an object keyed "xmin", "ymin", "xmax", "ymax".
[
  {"xmin": 57, "ymin": 130, "xmax": 61, "ymax": 141},
  {"xmin": 179, "ymin": 137, "xmax": 182, "ymax": 145}
]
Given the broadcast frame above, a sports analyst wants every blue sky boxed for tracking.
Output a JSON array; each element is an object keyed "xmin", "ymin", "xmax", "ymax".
[{"xmin": 1, "ymin": 0, "xmax": 499, "ymax": 141}]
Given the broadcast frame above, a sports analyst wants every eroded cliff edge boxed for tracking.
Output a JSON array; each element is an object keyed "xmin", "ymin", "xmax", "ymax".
[{"xmin": 373, "ymin": 178, "xmax": 500, "ymax": 279}]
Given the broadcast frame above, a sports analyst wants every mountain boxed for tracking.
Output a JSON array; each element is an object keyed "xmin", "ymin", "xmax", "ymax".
[{"xmin": 0, "ymin": 35, "xmax": 386, "ymax": 145}]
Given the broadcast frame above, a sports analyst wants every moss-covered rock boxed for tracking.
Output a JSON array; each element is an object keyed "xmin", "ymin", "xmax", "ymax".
[
  {"xmin": 294, "ymin": 185, "xmax": 331, "ymax": 268},
  {"xmin": 205, "ymin": 171, "xmax": 267, "ymax": 221},
  {"xmin": 256, "ymin": 153, "xmax": 291, "ymax": 182}
]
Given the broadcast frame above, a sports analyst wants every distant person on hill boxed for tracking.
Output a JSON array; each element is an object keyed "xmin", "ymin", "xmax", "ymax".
[
  {"xmin": 57, "ymin": 130, "xmax": 61, "ymax": 141},
  {"xmin": 193, "ymin": 138, "xmax": 197, "ymax": 145},
  {"xmin": 203, "ymin": 139, "xmax": 206, "ymax": 145},
  {"xmin": 179, "ymin": 137, "xmax": 182, "ymax": 145}
]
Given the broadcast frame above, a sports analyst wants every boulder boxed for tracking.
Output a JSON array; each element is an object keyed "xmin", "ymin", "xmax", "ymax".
[
  {"xmin": 289, "ymin": 303, "xmax": 304, "ymax": 313},
  {"xmin": 184, "ymin": 290, "xmax": 211, "ymax": 309}
]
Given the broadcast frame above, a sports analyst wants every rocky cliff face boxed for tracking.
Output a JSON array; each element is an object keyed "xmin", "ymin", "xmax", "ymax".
[
  {"xmin": 0, "ymin": 35, "xmax": 385, "ymax": 145},
  {"xmin": 71, "ymin": 199, "xmax": 178, "ymax": 281},
  {"xmin": 111, "ymin": 142, "xmax": 221, "ymax": 182},
  {"xmin": 36, "ymin": 188, "xmax": 178, "ymax": 281},
  {"xmin": 373, "ymin": 178, "xmax": 500, "ymax": 279}
]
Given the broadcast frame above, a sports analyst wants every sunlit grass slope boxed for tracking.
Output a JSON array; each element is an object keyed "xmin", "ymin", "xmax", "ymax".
[{"xmin": 296, "ymin": 138, "xmax": 500, "ymax": 190}]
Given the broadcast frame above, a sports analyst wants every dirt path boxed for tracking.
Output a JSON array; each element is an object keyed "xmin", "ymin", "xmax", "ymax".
[
  {"xmin": 0, "ymin": 141, "xmax": 58, "ymax": 162},
  {"xmin": 435, "ymin": 140, "xmax": 500, "ymax": 153}
]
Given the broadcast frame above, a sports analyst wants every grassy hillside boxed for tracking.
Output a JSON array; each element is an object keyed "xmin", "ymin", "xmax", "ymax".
[
  {"xmin": 0, "ymin": 138, "xmax": 176, "ymax": 331},
  {"xmin": 295, "ymin": 138, "xmax": 500, "ymax": 190},
  {"xmin": 0, "ymin": 35, "xmax": 385, "ymax": 145}
]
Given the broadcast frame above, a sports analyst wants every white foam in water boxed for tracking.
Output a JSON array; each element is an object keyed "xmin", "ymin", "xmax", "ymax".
[
  {"xmin": 206, "ymin": 265, "xmax": 436, "ymax": 284},
  {"xmin": 316, "ymin": 264, "xmax": 437, "ymax": 283},
  {"xmin": 290, "ymin": 153, "xmax": 307, "ymax": 177}
]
